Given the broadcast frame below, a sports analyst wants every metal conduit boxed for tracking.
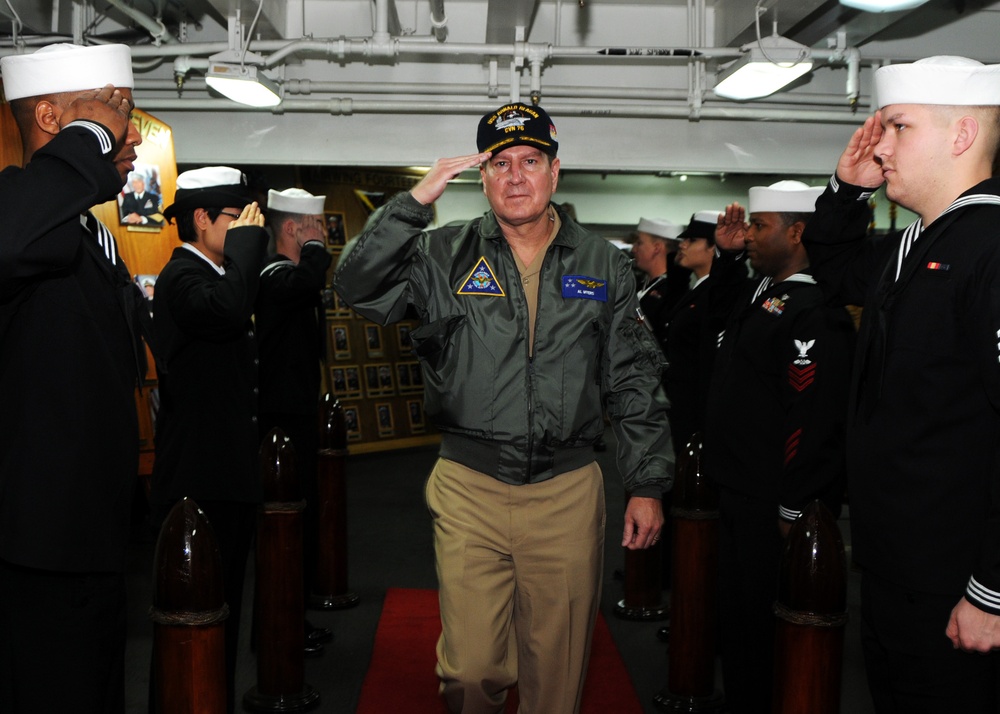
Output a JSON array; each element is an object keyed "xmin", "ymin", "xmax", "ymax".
[
  {"xmin": 429, "ymin": 0, "xmax": 448, "ymax": 42},
  {"xmin": 135, "ymin": 97, "xmax": 868, "ymax": 124},
  {"xmin": 138, "ymin": 77, "xmax": 870, "ymax": 108},
  {"xmin": 103, "ymin": 0, "xmax": 178, "ymax": 45}
]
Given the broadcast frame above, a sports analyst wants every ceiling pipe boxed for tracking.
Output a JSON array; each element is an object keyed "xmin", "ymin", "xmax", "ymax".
[
  {"xmin": 138, "ymin": 76, "xmax": 870, "ymax": 108},
  {"xmin": 135, "ymin": 96, "xmax": 867, "ymax": 124},
  {"xmin": 429, "ymin": 0, "xmax": 448, "ymax": 43},
  {"xmin": 372, "ymin": 0, "xmax": 392, "ymax": 53},
  {"xmin": 103, "ymin": 0, "xmax": 179, "ymax": 45},
  {"xmin": 0, "ymin": 34, "xmax": 860, "ymax": 71}
]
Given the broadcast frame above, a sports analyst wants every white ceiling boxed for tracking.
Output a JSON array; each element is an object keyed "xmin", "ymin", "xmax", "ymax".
[{"xmin": 2, "ymin": 0, "xmax": 1000, "ymax": 173}]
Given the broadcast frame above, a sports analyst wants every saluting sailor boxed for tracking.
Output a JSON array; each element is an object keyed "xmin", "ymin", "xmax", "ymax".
[
  {"xmin": 0, "ymin": 43, "xmax": 146, "ymax": 714},
  {"xmin": 706, "ymin": 180, "xmax": 857, "ymax": 714},
  {"xmin": 805, "ymin": 56, "xmax": 1000, "ymax": 712}
]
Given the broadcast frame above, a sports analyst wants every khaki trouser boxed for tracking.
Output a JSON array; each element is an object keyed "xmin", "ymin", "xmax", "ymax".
[{"xmin": 425, "ymin": 457, "xmax": 606, "ymax": 714}]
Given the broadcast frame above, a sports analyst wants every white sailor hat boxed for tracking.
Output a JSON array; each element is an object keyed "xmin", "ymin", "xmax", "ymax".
[
  {"xmin": 875, "ymin": 56, "xmax": 1000, "ymax": 109},
  {"xmin": 637, "ymin": 217, "xmax": 681, "ymax": 241},
  {"xmin": 748, "ymin": 181, "xmax": 823, "ymax": 215},
  {"xmin": 267, "ymin": 188, "xmax": 326, "ymax": 215},
  {"xmin": 163, "ymin": 166, "xmax": 253, "ymax": 222},
  {"xmin": 678, "ymin": 210, "xmax": 722, "ymax": 241},
  {"xmin": 1, "ymin": 43, "xmax": 133, "ymax": 101}
]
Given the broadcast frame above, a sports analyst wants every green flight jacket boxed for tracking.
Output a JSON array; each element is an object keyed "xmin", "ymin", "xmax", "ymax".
[{"xmin": 334, "ymin": 192, "xmax": 672, "ymax": 498}]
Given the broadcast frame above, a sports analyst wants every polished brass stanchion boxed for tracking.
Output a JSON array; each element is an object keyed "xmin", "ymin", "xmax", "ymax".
[
  {"xmin": 150, "ymin": 498, "xmax": 228, "ymax": 714},
  {"xmin": 771, "ymin": 500, "xmax": 848, "ymax": 714},
  {"xmin": 310, "ymin": 394, "xmax": 359, "ymax": 609},
  {"xmin": 243, "ymin": 429, "xmax": 320, "ymax": 712},
  {"xmin": 243, "ymin": 429, "xmax": 320, "ymax": 713},
  {"xmin": 654, "ymin": 435, "xmax": 725, "ymax": 713}
]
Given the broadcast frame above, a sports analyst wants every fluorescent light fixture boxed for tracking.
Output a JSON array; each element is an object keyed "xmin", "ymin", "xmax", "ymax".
[
  {"xmin": 839, "ymin": 0, "xmax": 929, "ymax": 11},
  {"xmin": 714, "ymin": 35, "xmax": 814, "ymax": 101},
  {"xmin": 205, "ymin": 62, "xmax": 281, "ymax": 107}
]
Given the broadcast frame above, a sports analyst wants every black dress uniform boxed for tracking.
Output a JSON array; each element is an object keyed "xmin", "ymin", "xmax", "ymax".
[
  {"xmin": 805, "ymin": 175, "xmax": 1000, "ymax": 712},
  {"xmin": 638, "ymin": 252, "xmax": 692, "ymax": 355},
  {"xmin": 150, "ymin": 228, "xmax": 268, "ymax": 713},
  {"xmin": 662, "ymin": 259, "xmax": 747, "ymax": 454},
  {"xmin": 256, "ymin": 239, "xmax": 332, "ymax": 592},
  {"xmin": 0, "ymin": 121, "xmax": 146, "ymax": 713},
  {"xmin": 705, "ymin": 268, "xmax": 855, "ymax": 714}
]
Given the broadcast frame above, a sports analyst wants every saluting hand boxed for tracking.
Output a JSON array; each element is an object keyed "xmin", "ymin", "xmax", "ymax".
[
  {"xmin": 229, "ymin": 201, "xmax": 265, "ymax": 229},
  {"xmin": 837, "ymin": 111, "xmax": 885, "ymax": 189},
  {"xmin": 411, "ymin": 152, "xmax": 493, "ymax": 206},
  {"xmin": 715, "ymin": 203, "xmax": 749, "ymax": 251},
  {"xmin": 60, "ymin": 84, "xmax": 132, "ymax": 146}
]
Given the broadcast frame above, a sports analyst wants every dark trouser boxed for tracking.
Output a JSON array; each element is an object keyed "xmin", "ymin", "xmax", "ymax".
[
  {"xmin": 718, "ymin": 487, "xmax": 784, "ymax": 714},
  {"xmin": 860, "ymin": 572, "xmax": 1000, "ymax": 714},
  {"xmin": 0, "ymin": 558, "xmax": 126, "ymax": 714},
  {"xmin": 152, "ymin": 499, "xmax": 256, "ymax": 714}
]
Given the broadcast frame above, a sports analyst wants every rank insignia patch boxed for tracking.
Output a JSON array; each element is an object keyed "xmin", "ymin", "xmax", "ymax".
[
  {"xmin": 457, "ymin": 257, "xmax": 505, "ymax": 296},
  {"xmin": 788, "ymin": 363, "xmax": 817, "ymax": 392},
  {"xmin": 562, "ymin": 275, "xmax": 607, "ymax": 302},
  {"xmin": 793, "ymin": 339, "xmax": 815, "ymax": 366},
  {"xmin": 789, "ymin": 339, "xmax": 817, "ymax": 391}
]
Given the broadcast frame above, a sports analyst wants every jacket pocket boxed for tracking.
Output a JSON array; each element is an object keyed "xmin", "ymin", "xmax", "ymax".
[{"xmin": 410, "ymin": 315, "xmax": 466, "ymax": 371}]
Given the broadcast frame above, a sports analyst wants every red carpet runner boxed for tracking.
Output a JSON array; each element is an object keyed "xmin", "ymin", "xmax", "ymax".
[{"xmin": 357, "ymin": 588, "xmax": 644, "ymax": 713}]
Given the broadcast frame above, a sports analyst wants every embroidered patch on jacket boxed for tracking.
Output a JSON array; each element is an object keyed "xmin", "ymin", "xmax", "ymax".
[
  {"xmin": 788, "ymin": 339, "xmax": 817, "ymax": 392},
  {"xmin": 562, "ymin": 275, "xmax": 608, "ymax": 302},
  {"xmin": 761, "ymin": 295, "xmax": 787, "ymax": 315},
  {"xmin": 926, "ymin": 261, "xmax": 950, "ymax": 271},
  {"xmin": 457, "ymin": 257, "xmax": 505, "ymax": 296}
]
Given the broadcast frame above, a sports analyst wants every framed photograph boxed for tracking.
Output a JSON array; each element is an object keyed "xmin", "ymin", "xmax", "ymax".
[
  {"xmin": 377, "ymin": 363, "xmax": 395, "ymax": 394},
  {"xmin": 328, "ymin": 290, "xmax": 353, "ymax": 318},
  {"xmin": 395, "ymin": 362, "xmax": 412, "ymax": 390},
  {"xmin": 397, "ymin": 360, "xmax": 423, "ymax": 395},
  {"xmin": 330, "ymin": 323, "xmax": 352, "ymax": 360},
  {"xmin": 364, "ymin": 363, "xmax": 394, "ymax": 398},
  {"xmin": 409, "ymin": 362, "xmax": 424, "ymax": 389},
  {"xmin": 406, "ymin": 399, "xmax": 425, "ymax": 434},
  {"xmin": 365, "ymin": 324, "xmax": 384, "ymax": 358},
  {"xmin": 364, "ymin": 365, "xmax": 381, "ymax": 397},
  {"xmin": 344, "ymin": 365, "xmax": 362, "ymax": 396},
  {"xmin": 119, "ymin": 162, "xmax": 165, "ymax": 229},
  {"xmin": 330, "ymin": 365, "xmax": 361, "ymax": 399},
  {"xmin": 342, "ymin": 404, "xmax": 362, "ymax": 442},
  {"xmin": 375, "ymin": 402, "xmax": 395, "ymax": 438},
  {"xmin": 325, "ymin": 211, "xmax": 347, "ymax": 247},
  {"xmin": 330, "ymin": 366, "xmax": 347, "ymax": 395},
  {"xmin": 396, "ymin": 322, "xmax": 414, "ymax": 355}
]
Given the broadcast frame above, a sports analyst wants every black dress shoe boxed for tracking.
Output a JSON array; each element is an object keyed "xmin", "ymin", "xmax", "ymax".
[
  {"xmin": 656, "ymin": 625, "xmax": 670, "ymax": 643},
  {"xmin": 305, "ymin": 621, "xmax": 333, "ymax": 644},
  {"xmin": 303, "ymin": 641, "xmax": 325, "ymax": 658}
]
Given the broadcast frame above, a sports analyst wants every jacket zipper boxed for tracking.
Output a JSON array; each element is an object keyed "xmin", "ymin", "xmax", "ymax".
[{"xmin": 523, "ymin": 246, "xmax": 552, "ymax": 484}]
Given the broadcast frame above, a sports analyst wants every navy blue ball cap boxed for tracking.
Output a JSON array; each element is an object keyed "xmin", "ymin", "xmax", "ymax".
[{"xmin": 477, "ymin": 103, "xmax": 558, "ymax": 157}]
